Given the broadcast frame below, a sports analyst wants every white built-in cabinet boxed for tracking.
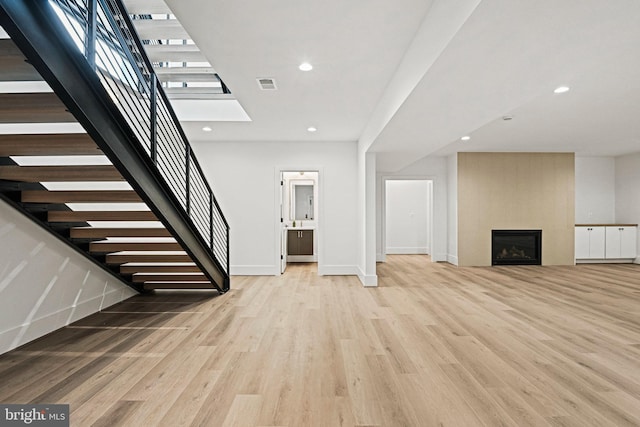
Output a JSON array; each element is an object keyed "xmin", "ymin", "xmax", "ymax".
[
  {"xmin": 575, "ymin": 224, "xmax": 637, "ymax": 262},
  {"xmin": 575, "ymin": 226, "xmax": 605, "ymax": 259}
]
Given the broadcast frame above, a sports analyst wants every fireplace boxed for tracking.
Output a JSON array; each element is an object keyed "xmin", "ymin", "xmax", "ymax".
[{"xmin": 492, "ymin": 230, "xmax": 541, "ymax": 265}]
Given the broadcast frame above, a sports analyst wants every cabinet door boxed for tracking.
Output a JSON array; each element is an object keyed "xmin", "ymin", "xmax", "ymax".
[
  {"xmin": 298, "ymin": 230, "xmax": 314, "ymax": 255},
  {"xmin": 605, "ymin": 226, "xmax": 621, "ymax": 258},
  {"xmin": 575, "ymin": 227, "xmax": 591, "ymax": 259},
  {"xmin": 590, "ymin": 227, "xmax": 605, "ymax": 258},
  {"xmin": 287, "ymin": 230, "xmax": 299, "ymax": 255},
  {"xmin": 620, "ymin": 226, "xmax": 637, "ymax": 258}
]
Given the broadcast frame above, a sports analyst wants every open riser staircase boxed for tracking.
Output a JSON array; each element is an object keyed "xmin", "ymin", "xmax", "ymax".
[{"xmin": 0, "ymin": 0, "xmax": 229, "ymax": 293}]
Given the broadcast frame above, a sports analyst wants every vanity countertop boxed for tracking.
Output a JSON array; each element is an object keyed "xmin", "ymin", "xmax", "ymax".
[{"xmin": 286, "ymin": 226, "xmax": 315, "ymax": 231}]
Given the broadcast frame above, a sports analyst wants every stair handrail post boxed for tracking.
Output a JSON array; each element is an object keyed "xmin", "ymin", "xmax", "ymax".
[
  {"xmin": 86, "ymin": 0, "xmax": 97, "ymax": 70},
  {"xmin": 150, "ymin": 73, "xmax": 157, "ymax": 163},
  {"xmin": 210, "ymin": 192, "xmax": 214, "ymax": 250},
  {"xmin": 185, "ymin": 144, "xmax": 191, "ymax": 215}
]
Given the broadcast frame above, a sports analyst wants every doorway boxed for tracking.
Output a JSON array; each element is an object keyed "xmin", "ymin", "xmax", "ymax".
[
  {"xmin": 278, "ymin": 170, "xmax": 319, "ymax": 274},
  {"xmin": 383, "ymin": 179, "xmax": 433, "ymax": 257}
]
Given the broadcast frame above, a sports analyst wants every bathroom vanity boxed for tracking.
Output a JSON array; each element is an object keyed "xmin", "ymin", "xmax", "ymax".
[{"xmin": 287, "ymin": 228, "xmax": 314, "ymax": 256}]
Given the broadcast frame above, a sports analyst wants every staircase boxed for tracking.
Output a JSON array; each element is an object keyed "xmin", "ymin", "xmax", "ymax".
[{"xmin": 0, "ymin": 0, "xmax": 229, "ymax": 293}]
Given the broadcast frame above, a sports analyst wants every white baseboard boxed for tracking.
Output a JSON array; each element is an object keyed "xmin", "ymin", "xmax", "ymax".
[
  {"xmin": 376, "ymin": 253, "xmax": 386, "ymax": 262},
  {"xmin": 357, "ymin": 268, "xmax": 378, "ymax": 287},
  {"xmin": 431, "ymin": 253, "xmax": 448, "ymax": 262},
  {"xmin": 447, "ymin": 255, "xmax": 459, "ymax": 266},
  {"xmin": 386, "ymin": 247, "xmax": 428, "ymax": 254},
  {"xmin": 230, "ymin": 265, "xmax": 277, "ymax": 276},
  {"xmin": 575, "ymin": 259, "xmax": 636, "ymax": 264},
  {"xmin": 318, "ymin": 265, "xmax": 358, "ymax": 276}
]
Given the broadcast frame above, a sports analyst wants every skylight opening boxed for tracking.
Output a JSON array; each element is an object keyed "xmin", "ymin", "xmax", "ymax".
[{"xmin": 10, "ymin": 155, "xmax": 111, "ymax": 166}]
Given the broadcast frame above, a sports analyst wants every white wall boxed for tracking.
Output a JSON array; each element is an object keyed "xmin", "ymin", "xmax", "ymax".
[
  {"xmin": 575, "ymin": 156, "xmax": 615, "ymax": 223},
  {"xmin": 0, "ymin": 199, "xmax": 136, "ymax": 355},
  {"xmin": 376, "ymin": 155, "xmax": 448, "ymax": 263},
  {"xmin": 615, "ymin": 152, "xmax": 640, "ymax": 263},
  {"xmin": 447, "ymin": 153, "xmax": 458, "ymax": 265},
  {"xmin": 191, "ymin": 141, "xmax": 359, "ymax": 276},
  {"xmin": 385, "ymin": 180, "xmax": 429, "ymax": 254}
]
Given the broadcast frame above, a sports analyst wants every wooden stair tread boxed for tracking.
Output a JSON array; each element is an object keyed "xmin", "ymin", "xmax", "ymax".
[
  {"xmin": 90, "ymin": 241, "xmax": 183, "ymax": 253},
  {"xmin": 0, "ymin": 93, "xmax": 76, "ymax": 123},
  {"xmin": 22, "ymin": 190, "xmax": 141, "ymax": 203},
  {"xmin": 48, "ymin": 210, "xmax": 157, "ymax": 222},
  {"xmin": 132, "ymin": 273, "xmax": 207, "ymax": 283},
  {"xmin": 71, "ymin": 228, "xmax": 172, "ymax": 239},
  {"xmin": 0, "ymin": 165, "xmax": 123, "ymax": 182},
  {"xmin": 120, "ymin": 264, "xmax": 201, "ymax": 274},
  {"xmin": 143, "ymin": 282, "xmax": 214, "ymax": 290},
  {"xmin": 106, "ymin": 254, "xmax": 193, "ymax": 264},
  {"xmin": 0, "ymin": 134, "xmax": 100, "ymax": 156}
]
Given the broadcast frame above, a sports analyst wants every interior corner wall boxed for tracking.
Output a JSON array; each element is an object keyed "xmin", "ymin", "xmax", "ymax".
[
  {"xmin": 190, "ymin": 141, "xmax": 359, "ymax": 275},
  {"xmin": 457, "ymin": 152, "xmax": 575, "ymax": 266},
  {"xmin": 614, "ymin": 152, "xmax": 640, "ymax": 263},
  {"xmin": 575, "ymin": 156, "xmax": 615, "ymax": 223},
  {"xmin": 0, "ymin": 198, "xmax": 137, "ymax": 355}
]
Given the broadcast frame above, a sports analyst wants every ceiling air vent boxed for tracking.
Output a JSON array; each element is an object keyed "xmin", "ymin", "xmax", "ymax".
[{"xmin": 257, "ymin": 78, "xmax": 277, "ymax": 90}]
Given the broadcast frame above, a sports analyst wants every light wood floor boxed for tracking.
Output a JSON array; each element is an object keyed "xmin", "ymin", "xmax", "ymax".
[{"xmin": 1, "ymin": 256, "xmax": 639, "ymax": 426}]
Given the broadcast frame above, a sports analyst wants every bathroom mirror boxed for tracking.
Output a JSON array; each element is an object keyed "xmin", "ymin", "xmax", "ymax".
[{"xmin": 290, "ymin": 181, "xmax": 314, "ymax": 221}]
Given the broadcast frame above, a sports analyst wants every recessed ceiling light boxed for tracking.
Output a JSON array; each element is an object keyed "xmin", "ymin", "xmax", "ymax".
[
  {"xmin": 202, "ymin": 126, "xmax": 212, "ymax": 132},
  {"xmin": 461, "ymin": 136, "xmax": 471, "ymax": 141},
  {"xmin": 554, "ymin": 86, "xmax": 570, "ymax": 94},
  {"xmin": 307, "ymin": 126, "xmax": 317, "ymax": 132},
  {"xmin": 299, "ymin": 62, "xmax": 313, "ymax": 71}
]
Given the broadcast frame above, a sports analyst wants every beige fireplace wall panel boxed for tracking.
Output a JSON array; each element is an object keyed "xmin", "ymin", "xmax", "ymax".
[{"xmin": 457, "ymin": 152, "xmax": 575, "ymax": 267}]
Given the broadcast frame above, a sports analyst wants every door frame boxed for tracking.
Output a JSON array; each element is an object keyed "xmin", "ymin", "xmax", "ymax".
[
  {"xmin": 380, "ymin": 176, "xmax": 434, "ymax": 263},
  {"xmin": 274, "ymin": 166, "xmax": 324, "ymax": 276}
]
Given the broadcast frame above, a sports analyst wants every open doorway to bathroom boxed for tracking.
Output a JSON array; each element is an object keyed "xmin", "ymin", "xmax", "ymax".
[{"xmin": 279, "ymin": 170, "xmax": 319, "ymax": 274}]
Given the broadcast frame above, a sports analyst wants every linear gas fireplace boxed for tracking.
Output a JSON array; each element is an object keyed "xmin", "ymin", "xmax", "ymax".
[{"xmin": 492, "ymin": 230, "xmax": 542, "ymax": 265}]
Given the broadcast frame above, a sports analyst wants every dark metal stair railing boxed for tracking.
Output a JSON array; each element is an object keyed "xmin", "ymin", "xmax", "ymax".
[{"xmin": 0, "ymin": 0, "xmax": 230, "ymax": 291}]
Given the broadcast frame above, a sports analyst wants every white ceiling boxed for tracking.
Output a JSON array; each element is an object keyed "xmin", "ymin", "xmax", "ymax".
[{"xmin": 164, "ymin": 0, "xmax": 640, "ymax": 171}]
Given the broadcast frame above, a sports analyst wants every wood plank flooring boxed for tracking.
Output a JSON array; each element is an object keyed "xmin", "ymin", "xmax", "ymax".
[{"xmin": 0, "ymin": 255, "xmax": 639, "ymax": 426}]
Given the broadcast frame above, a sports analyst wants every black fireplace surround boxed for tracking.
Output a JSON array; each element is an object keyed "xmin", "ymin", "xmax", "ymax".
[{"xmin": 491, "ymin": 230, "xmax": 542, "ymax": 265}]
